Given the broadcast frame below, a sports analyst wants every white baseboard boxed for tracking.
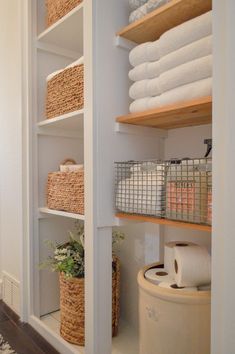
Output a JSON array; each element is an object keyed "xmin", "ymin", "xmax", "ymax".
[{"xmin": 2, "ymin": 271, "xmax": 20, "ymax": 314}]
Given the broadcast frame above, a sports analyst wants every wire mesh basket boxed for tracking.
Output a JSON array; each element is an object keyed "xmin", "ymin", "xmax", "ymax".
[
  {"xmin": 115, "ymin": 160, "xmax": 166, "ymax": 217},
  {"xmin": 115, "ymin": 158, "xmax": 212, "ymax": 225}
]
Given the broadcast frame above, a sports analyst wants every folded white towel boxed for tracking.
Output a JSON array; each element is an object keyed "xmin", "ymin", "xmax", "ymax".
[
  {"xmin": 148, "ymin": 77, "xmax": 212, "ymax": 110},
  {"xmin": 159, "ymin": 55, "xmax": 212, "ymax": 94},
  {"xmin": 129, "ymin": 0, "xmax": 148, "ymax": 10},
  {"xmin": 129, "ymin": 3, "xmax": 148, "ymax": 23},
  {"xmin": 129, "ymin": 61, "xmax": 160, "ymax": 81},
  {"xmin": 116, "ymin": 174, "xmax": 164, "ymax": 216},
  {"xmin": 130, "ymin": 97, "xmax": 151, "ymax": 113},
  {"xmin": 159, "ymin": 11, "xmax": 212, "ymax": 57},
  {"xmin": 129, "ymin": 40, "xmax": 160, "ymax": 67},
  {"xmin": 159, "ymin": 35, "xmax": 212, "ymax": 74},
  {"xmin": 129, "ymin": 77, "xmax": 161, "ymax": 99}
]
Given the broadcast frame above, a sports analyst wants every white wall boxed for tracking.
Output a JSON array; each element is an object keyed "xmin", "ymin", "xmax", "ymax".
[{"xmin": 0, "ymin": 1, "xmax": 22, "ymax": 309}]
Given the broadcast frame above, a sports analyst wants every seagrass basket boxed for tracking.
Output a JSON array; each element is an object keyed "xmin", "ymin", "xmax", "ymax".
[
  {"xmin": 47, "ymin": 166, "xmax": 84, "ymax": 215},
  {"xmin": 46, "ymin": 0, "xmax": 83, "ymax": 28},
  {"xmin": 46, "ymin": 63, "xmax": 84, "ymax": 119},
  {"xmin": 60, "ymin": 256, "xmax": 121, "ymax": 345}
]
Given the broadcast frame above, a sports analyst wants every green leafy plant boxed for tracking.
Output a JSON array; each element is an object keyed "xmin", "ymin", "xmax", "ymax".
[{"xmin": 40, "ymin": 221, "xmax": 124, "ymax": 279}]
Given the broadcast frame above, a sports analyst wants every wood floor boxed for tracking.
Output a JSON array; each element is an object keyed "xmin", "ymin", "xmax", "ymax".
[{"xmin": 0, "ymin": 301, "xmax": 59, "ymax": 354}]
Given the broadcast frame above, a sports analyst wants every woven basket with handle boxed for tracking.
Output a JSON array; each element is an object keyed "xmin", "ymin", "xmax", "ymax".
[
  {"xmin": 60, "ymin": 256, "xmax": 120, "ymax": 345},
  {"xmin": 46, "ymin": 0, "xmax": 83, "ymax": 28},
  {"xmin": 46, "ymin": 63, "xmax": 84, "ymax": 119},
  {"xmin": 47, "ymin": 159, "xmax": 84, "ymax": 215}
]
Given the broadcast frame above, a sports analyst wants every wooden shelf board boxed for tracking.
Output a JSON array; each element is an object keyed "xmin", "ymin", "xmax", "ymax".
[
  {"xmin": 116, "ymin": 213, "xmax": 211, "ymax": 232},
  {"xmin": 39, "ymin": 208, "xmax": 84, "ymax": 220},
  {"xmin": 37, "ymin": 110, "xmax": 84, "ymax": 132},
  {"xmin": 117, "ymin": 0, "xmax": 212, "ymax": 44},
  {"xmin": 37, "ymin": 3, "xmax": 83, "ymax": 53},
  {"xmin": 116, "ymin": 96, "xmax": 212, "ymax": 130}
]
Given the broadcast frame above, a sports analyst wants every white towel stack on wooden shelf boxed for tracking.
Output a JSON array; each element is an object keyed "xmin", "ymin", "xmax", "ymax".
[
  {"xmin": 129, "ymin": 11, "xmax": 212, "ymax": 113},
  {"xmin": 129, "ymin": 0, "xmax": 170, "ymax": 24}
]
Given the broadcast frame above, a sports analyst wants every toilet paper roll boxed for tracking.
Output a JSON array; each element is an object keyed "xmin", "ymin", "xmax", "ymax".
[
  {"xmin": 164, "ymin": 241, "xmax": 196, "ymax": 276},
  {"xmin": 159, "ymin": 281, "xmax": 198, "ymax": 292},
  {"xmin": 174, "ymin": 245, "xmax": 211, "ymax": 287},
  {"xmin": 145, "ymin": 267, "xmax": 173, "ymax": 285}
]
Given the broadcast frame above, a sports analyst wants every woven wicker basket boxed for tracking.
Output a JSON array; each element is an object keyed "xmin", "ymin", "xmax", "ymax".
[
  {"xmin": 46, "ymin": 63, "xmax": 84, "ymax": 119},
  {"xmin": 60, "ymin": 256, "xmax": 120, "ymax": 345},
  {"xmin": 46, "ymin": 0, "xmax": 83, "ymax": 28},
  {"xmin": 47, "ymin": 168, "xmax": 84, "ymax": 215}
]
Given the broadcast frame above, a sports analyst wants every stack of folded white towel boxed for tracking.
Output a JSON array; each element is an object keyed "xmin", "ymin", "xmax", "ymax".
[
  {"xmin": 129, "ymin": 0, "xmax": 170, "ymax": 23},
  {"xmin": 129, "ymin": 11, "xmax": 212, "ymax": 113}
]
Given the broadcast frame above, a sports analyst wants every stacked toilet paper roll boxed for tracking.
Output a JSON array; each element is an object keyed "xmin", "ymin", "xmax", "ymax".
[
  {"xmin": 145, "ymin": 241, "xmax": 211, "ymax": 291},
  {"xmin": 145, "ymin": 267, "xmax": 173, "ymax": 284},
  {"xmin": 159, "ymin": 282, "xmax": 197, "ymax": 292},
  {"xmin": 164, "ymin": 241, "xmax": 196, "ymax": 277},
  {"xmin": 174, "ymin": 244, "xmax": 211, "ymax": 287}
]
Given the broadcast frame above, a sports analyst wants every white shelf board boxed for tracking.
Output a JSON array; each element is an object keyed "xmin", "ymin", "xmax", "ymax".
[
  {"xmin": 38, "ymin": 109, "xmax": 84, "ymax": 132},
  {"xmin": 112, "ymin": 320, "xmax": 139, "ymax": 354},
  {"xmin": 39, "ymin": 208, "xmax": 85, "ymax": 220},
  {"xmin": 41, "ymin": 312, "xmax": 138, "ymax": 354},
  {"xmin": 37, "ymin": 4, "xmax": 83, "ymax": 53},
  {"xmin": 41, "ymin": 311, "xmax": 84, "ymax": 354}
]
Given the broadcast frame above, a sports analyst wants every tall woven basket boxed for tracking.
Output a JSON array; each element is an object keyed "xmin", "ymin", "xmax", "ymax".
[
  {"xmin": 47, "ymin": 166, "xmax": 84, "ymax": 215},
  {"xmin": 60, "ymin": 256, "xmax": 121, "ymax": 345},
  {"xmin": 46, "ymin": 63, "xmax": 84, "ymax": 119},
  {"xmin": 46, "ymin": 0, "xmax": 83, "ymax": 28}
]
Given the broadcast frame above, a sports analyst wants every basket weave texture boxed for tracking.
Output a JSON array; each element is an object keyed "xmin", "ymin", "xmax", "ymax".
[
  {"xmin": 46, "ymin": 64, "xmax": 84, "ymax": 119},
  {"xmin": 60, "ymin": 256, "xmax": 121, "ymax": 345},
  {"xmin": 47, "ymin": 170, "xmax": 84, "ymax": 215},
  {"xmin": 46, "ymin": 0, "xmax": 83, "ymax": 27}
]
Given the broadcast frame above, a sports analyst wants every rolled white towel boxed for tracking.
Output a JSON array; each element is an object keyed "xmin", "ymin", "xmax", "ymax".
[
  {"xmin": 129, "ymin": 0, "xmax": 170, "ymax": 23},
  {"xmin": 129, "ymin": 3, "xmax": 148, "ymax": 23},
  {"xmin": 147, "ymin": 96, "xmax": 162, "ymax": 110},
  {"xmin": 147, "ymin": 77, "xmax": 212, "ymax": 110},
  {"xmin": 147, "ymin": 76, "xmax": 161, "ymax": 96},
  {"xmin": 129, "ymin": 40, "xmax": 160, "ymax": 67},
  {"xmin": 129, "ymin": 80, "xmax": 149, "ymax": 99},
  {"xmin": 129, "ymin": 0, "xmax": 148, "ymax": 10},
  {"xmin": 130, "ymin": 97, "xmax": 151, "ymax": 113},
  {"xmin": 159, "ymin": 11, "xmax": 212, "ymax": 56},
  {"xmin": 129, "ymin": 77, "xmax": 161, "ymax": 99},
  {"xmin": 146, "ymin": 0, "xmax": 170, "ymax": 13},
  {"xmin": 159, "ymin": 35, "xmax": 212, "ymax": 74},
  {"xmin": 158, "ymin": 55, "xmax": 212, "ymax": 94},
  {"xmin": 129, "ymin": 61, "xmax": 160, "ymax": 81},
  {"xmin": 160, "ymin": 77, "xmax": 212, "ymax": 106}
]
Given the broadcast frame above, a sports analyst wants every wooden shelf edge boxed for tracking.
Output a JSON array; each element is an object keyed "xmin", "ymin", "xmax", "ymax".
[
  {"xmin": 117, "ymin": 0, "xmax": 212, "ymax": 44},
  {"xmin": 116, "ymin": 96, "xmax": 212, "ymax": 130},
  {"xmin": 116, "ymin": 213, "xmax": 212, "ymax": 232}
]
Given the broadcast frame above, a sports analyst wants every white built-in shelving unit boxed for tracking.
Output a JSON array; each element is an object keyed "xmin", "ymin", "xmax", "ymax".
[{"xmin": 22, "ymin": 1, "xmax": 213, "ymax": 354}]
